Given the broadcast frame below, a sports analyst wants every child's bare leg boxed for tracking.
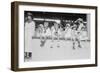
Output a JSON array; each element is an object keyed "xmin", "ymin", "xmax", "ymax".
[
  {"xmin": 76, "ymin": 38, "xmax": 81, "ymax": 48},
  {"xmin": 44, "ymin": 36, "xmax": 47, "ymax": 43},
  {"xmin": 72, "ymin": 39, "xmax": 75, "ymax": 49},
  {"xmin": 40, "ymin": 34, "xmax": 43, "ymax": 42},
  {"xmin": 50, "ymin": 35, "xmax": 54, "ymax": 48},
  {"xmin": 40, "ymin": 35, "xmax": 44, "ymax": 47},
  {"xmin": 57, "ymin": 35, "xmax": 60, "ymax": 48},
  {"xmin": 40, "ymin": 34, "xmax": 46, "ymax": 47}
]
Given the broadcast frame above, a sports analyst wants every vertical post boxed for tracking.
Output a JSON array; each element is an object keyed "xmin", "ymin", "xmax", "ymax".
[{"xmin": 87, "ymin": 14, "xmax": 90, "ymax": 40}]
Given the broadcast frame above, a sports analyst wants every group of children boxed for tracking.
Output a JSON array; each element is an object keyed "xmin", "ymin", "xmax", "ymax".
[
  {"xmin": 25, "ymin": 12, "xmax": 88, "ymax": 50},
  {"xmin": 35, "ymin": 18, "xmax": 88, "ymax": 49}
]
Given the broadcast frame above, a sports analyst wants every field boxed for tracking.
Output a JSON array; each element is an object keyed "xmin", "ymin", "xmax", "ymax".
[{"xmin": 25, "ymin": 38, "xmax": 90, "ymax": 62}]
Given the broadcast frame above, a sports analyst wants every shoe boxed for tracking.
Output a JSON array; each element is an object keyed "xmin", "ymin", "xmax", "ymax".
[
  {"xmin": 78, "ymin": 45, "xmax": 82, "ymax": 48},
  {"xmin": 50, "ymin": 46, "xmax": 53, "ymax": 48},
  {"xmin": 40, "ymin": 41, "xmax": 45, "ymax": 47},
  {"xmin": 73, "ymin": 46, "xmax": 75, "ymax": 50}
]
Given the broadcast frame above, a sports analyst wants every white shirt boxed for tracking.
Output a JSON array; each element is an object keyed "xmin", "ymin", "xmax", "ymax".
[
  {"xmin": 78, "ymin": 23, "xmax": 84, "ymax": 31},
  {"xmin": 44, "ymin": 27, "xmax": 51, "ymax": 37},
  {"xmin": 64, "ymin": 27, "xmax": 72, "ymax": 38},
  {"xmin": 51, "ymin": 26, "xmax": 58, "ymax": 37},
  {"xmin": 71, "ymin": 29, "xmax": 78, "ymax": 39}
]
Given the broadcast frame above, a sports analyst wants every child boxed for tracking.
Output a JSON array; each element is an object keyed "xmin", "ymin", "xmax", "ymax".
[
  {"xmin": 64, "ymin": 23, "xmax": 72, "ymax": 40},
  {"xmin": 71, "ymin": 23, "xmax": 81, "ymax": 49},
  {"xmin": 51, "ymin": 22, "xmax": 60, "ymax": 48},
  {"xmin": 39, "ymin": 22, "xmax": 51, "ymax": 47}
]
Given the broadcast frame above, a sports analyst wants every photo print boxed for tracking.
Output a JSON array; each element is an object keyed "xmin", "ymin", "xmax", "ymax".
[{"xmin": 24, "ymin": 11, "xmax": 90, "ymax": 62}]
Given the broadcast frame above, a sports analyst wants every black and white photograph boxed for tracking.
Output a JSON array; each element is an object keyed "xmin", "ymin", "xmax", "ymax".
[
  {"xmin": 11, "ymin": 1, "xmax": 97, "ymax": 71},
  {"xmin": 24, "ymin": 11, "xmax": 91, "ymax": 62}
]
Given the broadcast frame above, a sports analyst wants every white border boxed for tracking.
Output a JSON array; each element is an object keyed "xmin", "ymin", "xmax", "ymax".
[{"xmin": 18, "ymin": 5, "xmax": 96, "ymax": 68}]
